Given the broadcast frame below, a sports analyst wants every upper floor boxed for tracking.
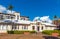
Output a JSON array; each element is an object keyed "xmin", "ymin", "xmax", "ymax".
[
  {"xmin": 0, "ymin": 12, "xmax": 29, "ymax": 21},
  {"xmin": 20, "ymin": 16, "xmax": 29, "ymax": 21}
]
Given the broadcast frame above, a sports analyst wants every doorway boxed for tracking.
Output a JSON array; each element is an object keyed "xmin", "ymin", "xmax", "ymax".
[
  {"xmin": 32, "ymin": 26, "xmax": 35, "ymax": 30},
  {"xmin": 37, "ymin": 26, "xmax": 40, "ymax": 31}
]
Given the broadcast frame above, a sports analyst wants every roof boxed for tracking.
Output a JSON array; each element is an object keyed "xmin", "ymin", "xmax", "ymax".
[
  {"xmin": 0, "ymin": 19, "xmax": 30, "ymax": 25},
  {"xmin": 0, "ymin": 22, "xmax": 30, "ymax": 26},
  {"xmin": 41, "ymin": 22, "xmax": 56, "ymax": 26},
  {"xmin": 12, "ymin": 20, "xmax": 31, "ymax": 24},
  {"xmin": 32, "ymin": 20, "xmax": 56, "ymax": 26},
  {"xmin": 0, "ymin": 13, "xmax": 15, "ymax": 16}
]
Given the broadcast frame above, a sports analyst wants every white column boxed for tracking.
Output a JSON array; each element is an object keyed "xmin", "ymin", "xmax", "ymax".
[{"xmin": 7, "ymin": 25, "xmax": 12, "ymax": 31}]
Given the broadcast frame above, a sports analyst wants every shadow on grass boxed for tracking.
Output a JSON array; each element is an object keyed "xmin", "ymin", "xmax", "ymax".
[{"xmin": 43, "ymin": 36, "xmax": 60, "ymax": 39}]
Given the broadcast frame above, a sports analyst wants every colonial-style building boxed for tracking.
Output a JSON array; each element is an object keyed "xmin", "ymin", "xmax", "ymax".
[{"xmin": 0, "ymin": 12, "xmax": 56, "ymax": 33}]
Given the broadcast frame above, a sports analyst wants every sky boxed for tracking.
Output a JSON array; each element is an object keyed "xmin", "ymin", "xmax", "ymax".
[{"xmin": 0, "ymin": 0, "xmax": 60, "ymax": 21}]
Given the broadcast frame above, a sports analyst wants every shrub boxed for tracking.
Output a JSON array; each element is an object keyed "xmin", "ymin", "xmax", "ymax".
[
  {"xmin": 42, "ymin": 30, "xmax": 60, "ymax": 36},
  {"xmin": 42, "ymin": 30, "xmax": 53, "ymax": 35},
  {"xmin": 53, "ymin": 30, "xmax": 59, "ymax": 33},
  {"xmin": 57, "ymin": 30, "xmax": 60, "ymax": 36},
  {"xmin": 7, "ymin": 30, "xmax": 36, "ymax": 34},
  {"xmin": 14, "ymin": 31, "xmax": 24, "ymax": 34},
  {"xmin": 29, "ymin": 31, "xmax": 36, "ymax": 33},
  {"xmin": 7, "ymin": 31, "xmax": 14, "ymax": 34}
]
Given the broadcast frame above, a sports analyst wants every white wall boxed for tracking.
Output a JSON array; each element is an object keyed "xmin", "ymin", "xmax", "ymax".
[
  {"xmin": 0, "ymin": 25, "xmax": 12, "ymax": 33},
  {"xmin": 19, "ymin": 25, "xmax": 23, "ymax": 30},
  {"xmin": 7, "ymin": 25, "xmax": 12, "ymax": 30},
  {"xmin": 28, "ymin": 25, "xmax": 34, "ymax": 31},
  {"xmin": 45, "ymin": 26, "xmax": 55, "ymax": 30},
  {"xmin": 13, "ymin": 12, "xmax": 20, "ymax": 20}
]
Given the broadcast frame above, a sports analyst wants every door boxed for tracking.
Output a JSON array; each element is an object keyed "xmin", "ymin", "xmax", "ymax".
[
  {"xmin": 32, "ymin": 26, "xmax": 35, "ymax": 30},
  {"xmin": 37, "ymin": 26, "xmax": 40, "ymax": 31}
]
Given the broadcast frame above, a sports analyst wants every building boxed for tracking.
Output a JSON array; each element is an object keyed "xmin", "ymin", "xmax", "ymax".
[
  {"xmin": 0, "ymin": 12, "xmax": 56, "ymax": 33},
  {"xmin": 53, "ymin": 19, "xmax": 60, "ymax": 30}
]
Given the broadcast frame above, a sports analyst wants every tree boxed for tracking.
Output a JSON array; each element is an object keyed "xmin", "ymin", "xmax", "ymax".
[
  {"xmin": 7, "ymin": 5, "xmax": 13, "ymax": 13},
  {"xmin": 7, "ymin": 5, "xmax": 14, "ymax": 20},
  {"xmin": 54, "ymin": 15, "xmax": 57, "ymax": 20}
]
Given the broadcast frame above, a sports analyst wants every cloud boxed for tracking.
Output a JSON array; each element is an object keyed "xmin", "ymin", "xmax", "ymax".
[
  {"xmin": 0, "ymin": 5, "xmax": 15, "ymax": 13},
  {"xmin": 33, "ymin": 16, "xmax": 52, "ymax": 23},
  {"xmin": 0, "ymin": 5, "xmax": 6, "ymax": 12},
  {"xmin": 7, "ymin": 10, "xmax": 15, "ymax": 14},
  {"xmin": 40, "ymin": 16, "xmax": 52, "ymax": 23},
  {"xmin": 33, "ymin": 16, "xmax": 40, "ymax": 21}
]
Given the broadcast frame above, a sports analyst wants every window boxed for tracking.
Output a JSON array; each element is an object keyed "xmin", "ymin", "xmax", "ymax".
[
  {"xmin": 18, "ymin": 26, "xmax": 19, "ymax": 29},
  {"xmin": 0, "ymin": 25, "xmax": 7, "ymax": 30},
  {"xmin": 12, "ymin": 26, "xmax": 17, "ymax": 30},
  {"xmin": 2, "ymin": 26, "xmax": 6, "ymax": 30},
  {"xmin": 23, "ymin": 18, "xmax": 25, "ymax": 20},
  {"xmin": 0, "ymin": 15, "xmax": 3, "ymax": 20},
  {"xmin": 6, "ymin": 16, "xmax": 10, "ymax": 19},
  {"xmin": 22, "ymin": 26, "xmax": 28, "ymax": 30},
  {"xmin": 24, "ymin": 26, "xmax": 26, "ymax": 29},
  {"xmin": 32, "ymin": 26, "xmax": 35, "ymax": 30},
  {"xmin": 0, "ymin": 25, "xmax": 2, "ymax": 30},
  {"xmin": 11, "ymin": 17, "xmax": 14, "ymax": 19},
  {"xmin": 17, "ymin": 15, "xmax": 19, "ymax": 20},
  {"xmin": 41, "ymin": 26, "xmax": 43, "ymax": 30}
]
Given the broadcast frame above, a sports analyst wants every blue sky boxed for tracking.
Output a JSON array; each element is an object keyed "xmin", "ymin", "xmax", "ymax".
[{"xmin": 0, "ymin": 0, "xmax": 60, "ymax": 20}]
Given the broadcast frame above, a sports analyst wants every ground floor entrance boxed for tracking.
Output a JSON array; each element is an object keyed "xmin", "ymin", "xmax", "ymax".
[{"xmin": 37, "ymin": 26, "xmax": 40, "ymax": 32}]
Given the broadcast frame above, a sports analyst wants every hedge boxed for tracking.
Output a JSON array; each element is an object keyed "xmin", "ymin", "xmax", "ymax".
[
  {"xmin": 7, "ymin": 30, "xmax": 36, "ymax": 34},
  {"xmin": 29, "ymin": 31, "xmax": 37, "ymax": 33},
  {"xmin": 42, "ymin": 30, "xmax": 60, "ymax": 35}
]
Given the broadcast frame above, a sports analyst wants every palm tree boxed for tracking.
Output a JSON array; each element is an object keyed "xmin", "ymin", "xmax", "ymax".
[
  {"xmin": 7, "ymin": 5, "xmax": 13, "ymax": 13},
  {"xmin": 54, "ymin": 15, "xmax": 57, "ymax": 20},
  {"xmin": 7, "ymin": 5, "xmax": 14, "ymax": 20}
]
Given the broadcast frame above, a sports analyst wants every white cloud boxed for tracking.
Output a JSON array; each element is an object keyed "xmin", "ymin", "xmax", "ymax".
[
  {"xmin": 33, "ymin": 16, "xmax": 40, "ymax": 21},
  {"xmin": 33, "ymin": 16, "xmax": 52, "ymax": 23},
  {"xmin": 0, "ymin": 5, "xmax": 6, "ymax": 12},
  {"xmin": 40, "ymin": 16, "xmax": 52, "ymax": 23},
  {"xmin": 7, "ymin": 10, "xmax": 15, "ymax": 14},
  {"xmin": 0, "ymin": 5, "xmax": 15, "ymax": 13}
]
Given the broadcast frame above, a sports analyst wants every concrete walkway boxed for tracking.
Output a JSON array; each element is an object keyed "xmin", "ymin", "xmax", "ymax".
[
  {"xmin": 42, "ymin": 33, "xmax": 60, "ymax": 39},
  {"xmin": 0, "ymin": 33, "xmax": 60, "ymax": 39},
  {"xmin": 0, "ymin": 33, "xmax": 44, "ymax": 39}
]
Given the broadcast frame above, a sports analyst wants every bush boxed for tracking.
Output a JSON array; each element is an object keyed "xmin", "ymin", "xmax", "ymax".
[
  {"xmin": 7, "ymin": 31, "xmax": 14, "ymax": 34},
  {"xmin": 7, "ymin": 30, "xmax": 36, "ymax": 34},
  {"xmin": 57, "ymin": 30, "xmax": 60, "ymax": 36},
  {"xmin": 42, "ymin": 30, "xmax": 60, "ymax": 36},
  {"xmin": 42, "ymin": 30, "xmax": 53, "ymax": 35},
  {"xmin": 14, "ymin": 31, "xmax": 24, "ymax": 34},
  {"xmin": 29, "ymin": 31, "xmax": 36, "ymax": 33}
]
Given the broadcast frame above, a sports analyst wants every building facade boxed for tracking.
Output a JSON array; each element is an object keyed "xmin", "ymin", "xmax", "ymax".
[
  {"xmin": 53, "ymin": 19, "xmax": 60, "ymax": 30},
  {"xmin": 0, "ymin": 12, "xmax": 56, "ymax": 33}
]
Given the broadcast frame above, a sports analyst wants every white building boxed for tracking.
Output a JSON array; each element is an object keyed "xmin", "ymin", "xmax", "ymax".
[{"xmin": 0, "ymin": 12, "xmax": 56, "ymax": 33}]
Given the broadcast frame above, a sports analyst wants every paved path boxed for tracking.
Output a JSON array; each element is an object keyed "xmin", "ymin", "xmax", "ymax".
[
  {"xmin": 0, "ymin": 33, "xmax": 44, "ymax": 39},
  {"xmin": 42, "ymin": 33, "xmax": 60, "ymax": 39},
  {"xmin": 0, "ymin": 33, "xmax": 60, "ymax": 39}
]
